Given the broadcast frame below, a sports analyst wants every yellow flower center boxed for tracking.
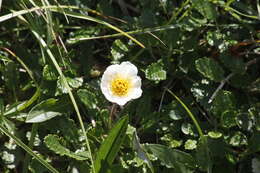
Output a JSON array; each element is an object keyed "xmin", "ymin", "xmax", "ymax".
[{"xmin": 111, "ymin": 78, "xmax": 130, "ymax": 96}]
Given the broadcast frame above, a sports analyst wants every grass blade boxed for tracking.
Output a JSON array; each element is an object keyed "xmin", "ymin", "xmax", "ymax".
[
  {"xmin": 0, "ymin": 124, "xmax": 59, "ymax": 173},
  {"xmin": 31, "ymin": 29, "xmax": 96, "ymax": 172},
  {"xmin": 94, "ymin": 116, "xmax": 129, "ymax": 173},
  {"xmin": 166, "ymin": 88, "xmax": 203, "ymax": 137},
  {"xmin": 0, "ymin": 5, "xmax": 145, "ymax": 48}
]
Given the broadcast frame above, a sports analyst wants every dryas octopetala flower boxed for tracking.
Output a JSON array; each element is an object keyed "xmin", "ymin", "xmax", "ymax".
[{"xmin": 100, "ymin": 61, "xmax": 142, "ymax": 106}]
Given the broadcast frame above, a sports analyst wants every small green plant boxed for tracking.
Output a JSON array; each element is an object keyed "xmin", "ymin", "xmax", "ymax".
[{"xmin": 0, "ymin": 0, "xmax": 259, "ymax": 173}]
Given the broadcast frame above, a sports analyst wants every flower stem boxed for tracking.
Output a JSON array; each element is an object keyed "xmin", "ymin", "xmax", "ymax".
[{"xmin": 108, "ymin": 103, "xmax": 117, "ymax": 129}]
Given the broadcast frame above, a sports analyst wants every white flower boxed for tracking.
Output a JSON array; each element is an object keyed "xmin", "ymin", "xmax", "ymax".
[{"xmin": 100, "ymin": 61, "xmax": 142, "ymax": 106}]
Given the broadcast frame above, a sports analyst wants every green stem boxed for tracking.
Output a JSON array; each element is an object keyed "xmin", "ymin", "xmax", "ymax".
[
  {"xmin": 22, "ymin": 124, "xmax": 39, "ymax": 173},
  {"xmin": 166, "ymin": 88, "xmax": 203, "ymax": 137},
  {"xmin": 0, "ymin": 124, "xmax": 59, "ymax": 173},
  {"xmin": 67, "ymin": 24, "xmax": 180, "ymax": 44},
  {"xmin": 108, "ymin": 103, "xmax": 117, "ymax": 129},
  {"xmin": 31, "ymin": 30, "xmax": 95, "ymax": 173}
]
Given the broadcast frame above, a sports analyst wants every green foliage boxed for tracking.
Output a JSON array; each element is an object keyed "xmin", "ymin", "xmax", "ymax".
[
  {"xmin": 94, "ymin": 116, "xmax": 129, "ymax": 173},
  {"xmin": 26, "ymin": 98, "xmax": 70, "ymax": 123},
  {"xmin": 145, "ymin": 60, "xmax": 166, "ymax": 82},
  {"xmin": 195, "ymin": 57, "xmax": 224, "ymax": 82},
  {"xmin": 44, "ymin": 134, "xmax": 88, "ymax": 160},
  {"xmin": 0, "ymin": 0, "xmax": 259, "ymax": 172},
  {"xmin": 145, "ymin": 144, "xmax": 196, "ymax": 172}
]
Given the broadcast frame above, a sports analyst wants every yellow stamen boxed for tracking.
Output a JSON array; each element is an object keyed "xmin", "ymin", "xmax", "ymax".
[{"xmin": 111, "ymin": 78, "xmax": 130, "ymax": 96}]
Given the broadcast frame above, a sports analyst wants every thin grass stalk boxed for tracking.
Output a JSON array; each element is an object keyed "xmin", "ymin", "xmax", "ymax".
[
  {"xmin": 22, "ymin": 124, "xmax": 39, "ymax": 173},
  {"xmin": 0, "ymin": 5, "xmax": 144, "ymax": 48},
  {"xmin": 0, "ymin": 124, "xmax": 59, "ymax": 173},
  {"xmin": 31, "ymin": 30, "xmax": 96, "ymax": 173},
  {"xmin": 166, "ymin": 88, "xmax": 203, "ymax": 137}
]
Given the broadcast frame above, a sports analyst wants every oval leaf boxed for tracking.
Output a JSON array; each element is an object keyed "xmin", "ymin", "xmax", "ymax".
[{"xmin": 26, "ymin": 98, "xmax": 66, "ymax": 123}]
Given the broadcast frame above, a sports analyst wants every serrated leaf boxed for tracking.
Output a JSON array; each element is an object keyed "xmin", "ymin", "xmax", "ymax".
[
  {"xmin": 111, "ymin": 39, "xmax": 129, "ymax": 62},
  {"xmin": 195, "ymin": 57, "xmax": 224, "ymax": 82},
  {"xmin": 43, "ymin": 65, "xmax": 58, "ymax": 81},
  {"xmin": 181, "ymin": 123, "xmax": 195, "ymax": 136},
  {"xmin": 145, "ymin": 60, "xmax": 166, "ymax": 82},
  {"xmin": 56, "ymin": 76, "xmax": 83, "ymax": 94},
  {"xmin": 184, "ymin": 139, "xmax": 197, "ymax": 150},
  {"xmin": 67, "ymin": 27, "xmax": 101, "ymax": 44},
  {"xmin": 228, "ymin": 131, "xmax": 247, "ymax": 147},
  {"xmin": 145, "ymin": 144, "xmax": 196, "ymax": 172},
  {"xmin": 26, "ymin": 98, "xmax": 68, "ymax": 123},
  {"xmin": 94, "ymin": 116, "xmax": 129, "ymax": 173},
  {"xmin": 221, "ymin": 110, "xmax": 237, "ymax": 128},
  {"xmin": 211, "ymin": 90, "xmax": 236, "ymax": 116},
  {"xmin": 44, "ymin": 134, "xmax": 88, "ymax": 160}
]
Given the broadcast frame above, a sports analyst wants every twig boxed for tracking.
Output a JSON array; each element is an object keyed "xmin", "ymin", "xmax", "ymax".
[
  {"xmin": 158, "ymin": 80, "xmax": 174, "ymax": 112},
  {"xmin": 208, "ymin": 73, "xmax": 234, "ymax": 103},
  {"xmin": 208, "ymin": 58, "xmax": 259, "ymax": 103}
]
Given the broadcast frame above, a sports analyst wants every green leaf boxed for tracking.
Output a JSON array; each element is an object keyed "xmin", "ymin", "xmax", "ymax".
[
  {"xmin": 133, "ymin": 131, "xmax": 154, "ymax": 173},
  {"xmin": 44, "ymin": 134, "xmax": 88, "ymax": 160},
  {"xmin": 181, "ymin": 123, "xmax": 195, "ymax": 136},
  {"xmin": 4, "ymin": 101, "xmax": 27, "ymax": 116},
  {"xmin": 111, "ymin": 39, "xmax": 129, "ymax": 62},
  {"xmin": 56, "ymin": 76, "xmax": 83, "ymax": 94},
  {"xmin": 43, "ymin": 65, "xmax": 58, "ymax": 81},
  {"xmin": 29, "ymin": 158, "xmax": 48, "ymax": 173},
  {"xmin": 77, "ymin": 89, "xmax": 98, "ymax": 110},
  {"xmin": 220, "ymin": 53, "xmax": 245, "ymax": 74},
  {"xmin": 195, "ymin": 57, "xmax": 224, "ymax": 82},
  {"xmin": 94, "ymin": 116, "xmax": 129, "ymax": 173},
  {"xmin": 26, "ymin": 98, "xmax": 68, "ymax": 123},
  {"xmin": 184, "ymin": 139, "xmax": 197, "ymax": 150},
  {"xmin": 193, "ymin": 0, "xmax": 216, "ymax": 20},
  {"xmin": 208, "ymin": 131, "xmax": 222, "ymax": 139},
  {"xmin": 145, "ymin": 144, "xmax": 196, "ymax": 172},
  {"xmin": 221, "ymin": 110, "xmax": 237, "ymax": 128},
  {"xmin": 211, "ymin": 90, "xmax": 236, "ymax": 116},
  {"xmin": 228, "ymin": 131, "xmax": 247, "ymax": 147},
  {"xmin": 145, "ymin": 60, "xmax": 166, "ymax": 82},
  {"xmin": 196, "ymin": 136, "xmax": 212, "ymax": 172},
  {"xmin": 0, "ymin": 125, "xmax": 59, "ymax": 173},
  {"xmin": 67, "ymin": 27, "xmax": 101, "ymax": 44}
]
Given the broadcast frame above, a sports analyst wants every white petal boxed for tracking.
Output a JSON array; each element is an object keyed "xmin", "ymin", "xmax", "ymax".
[
  {"xmin": 130, "ymin": 88, "xmax": 142, "ymax": 99},
  {"xmin": 131, "ymin": 76, "xmax": 142, "ymax": 88},
  {"xmin": 105, "ymin": 95, "xmax": 130, "ymax": 106},
  {"xmin": 102, "ymin": 64, "xmax": 120, "ymax": 81},
  {"xmin": 120, "ymin": 61, "xmax": 138, "ymax": 76}
]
